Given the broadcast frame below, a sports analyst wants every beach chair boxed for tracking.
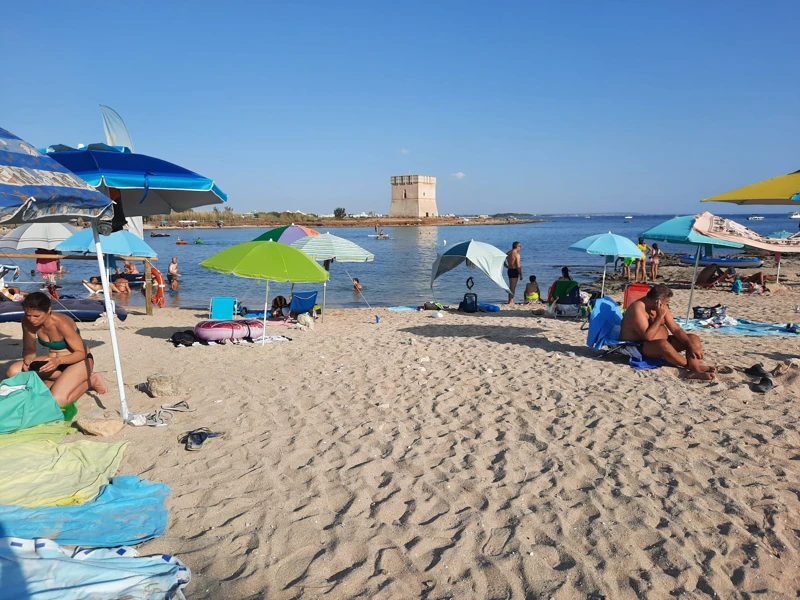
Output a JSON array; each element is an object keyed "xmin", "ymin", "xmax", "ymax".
[
  {"xmin": 547, "ymin": 280, "xmax": 587, "ymax": 318},
  {"xmin": 586, "ymin": 296, "xmax": 642, "ymax": 358},
  {"xmin": 209, "ymin": 296, "xmax": 238, "ymax": 320},
  {"xmin": 287, "ymin": 291, "xmax": 318, "ymax": 318},
  {"xmin": 623, "ymin": 283, "xmax": 651, "ymax": 309}
]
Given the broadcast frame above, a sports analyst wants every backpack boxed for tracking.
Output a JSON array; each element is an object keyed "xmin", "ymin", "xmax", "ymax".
[
  {"xmin": 459, "ymin": 293, "xmax": 478, "ymax": 313},
  {"xmin": 170, "ymin": 330, "xmax": 198, "ymax": 346}
]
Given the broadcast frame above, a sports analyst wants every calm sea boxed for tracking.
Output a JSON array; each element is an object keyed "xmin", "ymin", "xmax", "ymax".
[{"xmin": 3, "ymin": 214, "xmax": 794, "ymax": 310}]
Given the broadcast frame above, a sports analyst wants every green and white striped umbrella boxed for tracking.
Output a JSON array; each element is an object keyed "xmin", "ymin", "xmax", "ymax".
[{"xmin": 291, "ymin": 232, "xmax": 374, "ymax": 263}]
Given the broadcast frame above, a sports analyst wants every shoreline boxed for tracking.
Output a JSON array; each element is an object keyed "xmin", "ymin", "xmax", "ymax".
[{"xmin": 143, "ymin": 218, "xmax": 548, "ymax": 230}]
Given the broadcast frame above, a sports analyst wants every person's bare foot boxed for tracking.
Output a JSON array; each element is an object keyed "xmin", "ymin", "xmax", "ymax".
[
  {"xmin": 90, "ymin": 373, "xmax": 108, "ymax": 394},
  {"xmin": 686, "ymin": 370, "xmax": 715, "ymax": 381}
]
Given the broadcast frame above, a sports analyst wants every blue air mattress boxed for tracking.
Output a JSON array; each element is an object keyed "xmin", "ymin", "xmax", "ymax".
[
  {"xmin": 478, "ymin": 302, "xmax": 500, "ymax": 312},
  {"xmin": 0, "ymin": 299, "xmax": 128, "ymax": 323}
]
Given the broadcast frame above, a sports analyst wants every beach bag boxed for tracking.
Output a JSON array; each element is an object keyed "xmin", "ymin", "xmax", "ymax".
[
  {"xmin": 692, "ymin": 305, "xmax": 726, "ymax": 319},
  {"xmin": 0, "ymin": 372, "xmax": 64, "ymax": 434},
  {"xmin": 170, "ymin": 330, "xmax": 197, "ymax": 347},
  {"xmin": 459, "ymin": 293, "xmax": 478, "ymax": 313},
  {"xmin": 731, "ymin": 280, "xmax": 743, "ymax": 294},
  {"xmin": 422, "ymin": 302, "xmax": 443, "ymax": 311}
]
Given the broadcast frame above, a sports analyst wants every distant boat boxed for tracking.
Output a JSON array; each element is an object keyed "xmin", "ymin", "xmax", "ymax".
[
  {"xmin": 748, "ymin": 215, "xmax": 764, "ymax": 221},
  {"xmin": 150, "ymin": 232, "xmax": 170, "ymax": 237},
  {"xmin": 584, "ymin": 216, "xmax": 591, "ymax": 219},
  {"xmin": 624, "ymin": 215, "xmax": 633, "ymax": 219},
  {"xmin": 790, "ymin": 211, "xmax": 800, "ymax": 219}
]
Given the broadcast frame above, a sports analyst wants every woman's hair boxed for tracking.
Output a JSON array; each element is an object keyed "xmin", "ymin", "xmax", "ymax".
[
  {"xmin": 646, "ymin": 284, "xmax": 673, "ymax": 301},
  {"xmin": 652, "ymin": 243, "xmax": 659, "ymax": 249},
  {"xmin": 561, "ymin": 267, "xmax": 571, "ymax": 279},
  {"xmin": 353, "ymin": 278, "xmax": 359, "ymax": 283},
  {"xmin": 22, "ymin": 291, "xmax": 51, "ymax": 312}
]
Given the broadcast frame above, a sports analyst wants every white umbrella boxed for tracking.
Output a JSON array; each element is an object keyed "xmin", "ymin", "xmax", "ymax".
[{"xmin": 0, "ymin": 222, "xmax": 80, "ymax": 250}]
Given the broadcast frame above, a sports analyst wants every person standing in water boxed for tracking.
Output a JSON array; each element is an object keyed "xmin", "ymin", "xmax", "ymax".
[
  {"xmin": 505, "ymin": 241, "xmax": 521, "ymax": 304},
  {"xmin": 168, "ymin": 256, "xmax": 180, "ymax": 291}
]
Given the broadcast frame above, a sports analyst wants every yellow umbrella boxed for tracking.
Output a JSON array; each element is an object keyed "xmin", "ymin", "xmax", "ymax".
[{"xmin": 702, "ymin": 169, "xmax": 800, "ymax": 205}]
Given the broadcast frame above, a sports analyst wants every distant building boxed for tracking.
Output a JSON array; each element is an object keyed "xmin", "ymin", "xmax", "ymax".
[{"xmin": 389, "ymin": 175, "xmax": 438, "ymax": 218}]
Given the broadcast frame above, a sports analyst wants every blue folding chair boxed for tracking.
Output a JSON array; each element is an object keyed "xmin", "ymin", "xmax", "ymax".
[
  {"xmin": 287, "ymin": 291, "xmax": 318, "ymax": 317},
  {"xmin": 209, "ymin": 296, "xmax": 237, "ymax": 320}
]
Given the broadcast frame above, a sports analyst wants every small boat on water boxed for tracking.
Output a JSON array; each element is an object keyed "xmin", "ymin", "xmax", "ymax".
[
  {"xmin": 679, "ymin": 255, "xmax": 763, "ymax": 269},
  {"xmin": 748, "ymin": 215, "xmax": 764, "ymax": 221},
  {"xmin": 176, "ymin": 240, "xmax": 188, "ymax": 245},
  {"xmin": 624, "ymin": 216, "xmax": 633, "ymax": 220},
  {"xmin": 368, "ymin": 234, "xmax": 392, "ymax": 240},
  {"xmin": 150, "ymin": 232, "xmax": 171, "ymax": 237},
  {"xmin": 790, "ymin": 211, "xmax": 800, "ymax": 219}
]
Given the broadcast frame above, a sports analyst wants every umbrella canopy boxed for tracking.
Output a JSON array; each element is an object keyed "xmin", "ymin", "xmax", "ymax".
[
  {"xmin": 0, "ymin": 222, "xmax": 80, "ymax": 250},
  {"xmin": 431, "ymin": 240, "xmax": 511, "ymax": 294},
  {"xmin": 702, "ymin": 169, "xmax": 800, "ymax": 206},
  {"xmin": 201, "ymin": 241, "xmax": 329, "ymax": 282},
  {"xmin": 641, "ymin": 215, "xmax": 743, "ymax": 249},
  {"xmin": 569, "ymin": 232, "xmax": 642, "ymax": 257},
  {"xmin": 691, "ymin": 211, "xmax": 800, "ymax": 253},
  {"xmin": 56, "ymin": 229, "xmax": 157, "ymax": 257},
  {"xmin": 771, "ymin": 230, "xmax": 795, "ymax": 239},
  {"xmin": 0, "ymin": 128, "xmax": 113, "ymax": 224},
  {"xmin": 291, "ymin": 232, "xmax": 374, "ymax": 262},
  {"xmin": 253, "ymin": 224, "xmax": 320, "ymax": 245},
  {"xmin": 45, "ymin": 144, "xmax": 226, "ymax": 217}
]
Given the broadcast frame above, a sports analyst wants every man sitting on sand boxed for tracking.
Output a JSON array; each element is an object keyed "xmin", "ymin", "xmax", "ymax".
[
  {"xmin": 620, "ymin": 284, "xmax": 716, "ymax": 380},
  {"xmin": 696, "ymin": 264, "xmax": 725, "ymax": 285}
]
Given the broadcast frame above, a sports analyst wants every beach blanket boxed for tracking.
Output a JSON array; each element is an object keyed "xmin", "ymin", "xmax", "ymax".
[
  {"xmin": 0, "ymin": 537, "xmax": 190, "ymax": 600},
  {"xmin": 0, "ymin": 372, "xmax": 64, "ymax": 434},
  {"xmin": 0, "ymin": 440, "xmax": 127, "ymax": 508},
  {"xmin": 682, "ymin": 318, "xmax": 799, "ymax": 336},
  {"xmin": 0, "ymin": 421, "xmax": 75, "ymax": 448},
  {"xmin": 0, "ymin": 476, "xmax": 169, "ymax": 547}
]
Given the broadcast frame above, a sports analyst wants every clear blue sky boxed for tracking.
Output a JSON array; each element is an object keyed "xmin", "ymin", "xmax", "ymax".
[{"xmin": 3, "ymin": 1, "xmax": 799, "ymax": 215}]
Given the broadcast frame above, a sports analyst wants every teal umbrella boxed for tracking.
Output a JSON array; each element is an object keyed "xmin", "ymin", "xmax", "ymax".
[
  {"xmin": 641, "ymin": 215, "xmax": 744, "ymax": 322},
  {"xmin": 570, "ymin": 232, "xmax": 641, "ymax": 295}
]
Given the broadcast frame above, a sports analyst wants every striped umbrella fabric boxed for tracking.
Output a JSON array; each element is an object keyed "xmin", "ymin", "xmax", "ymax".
[
  {"xmin": 291, "ymin": 232, "xmax": 374, "ymax": 262},
  {"xmin": 0, "ymin": 127, "xmax": 113, "ymax": 224},
  {"xmin": 253, "ymin": 223, "xmax": 320, "ymax": 245}
]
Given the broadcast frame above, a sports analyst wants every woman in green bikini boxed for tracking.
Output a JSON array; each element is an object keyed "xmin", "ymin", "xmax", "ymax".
[{"xmin": 5, "ymin": 292, "xmax": 106, "ymax": 406}]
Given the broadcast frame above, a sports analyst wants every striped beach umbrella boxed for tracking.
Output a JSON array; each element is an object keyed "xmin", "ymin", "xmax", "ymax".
[
  {"xmin": 253, "ymin": 223, "xmax": 319, "ymax": 245},
  {"xmin": 291, "ymin": 232, "xmax": 374, "ymax": 321}
]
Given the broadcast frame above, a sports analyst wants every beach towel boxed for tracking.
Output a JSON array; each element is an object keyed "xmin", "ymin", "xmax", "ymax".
[
  {"xmin": 388, "ymin": 306, "xmax": 418, "ymax": 311},
  {"xmin": 0, "ymin": 440, "xmax": 127, "ymax": 507},
  {"xmin": 0, "ymin": 421, "xmax": 74, "ymax": 448},
  {"xmin": 682, "ymin": 318, "xmax": 799, "ymax": 336},
  {"xmin": 0, "ymin": 476, "xmax": 169, "ymax": 547},
  {"xmin": 0, "ymin": 537, "xmax": 190, "ymax": 600},
  {"xmin": 0, "ymin": 372, "xmax": 64, "ymax": 434}
]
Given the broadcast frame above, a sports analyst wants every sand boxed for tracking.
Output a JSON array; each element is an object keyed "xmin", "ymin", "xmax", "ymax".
[{"xmin": 1, "ymin": 285, "xmax": 799, "ymax": 599}]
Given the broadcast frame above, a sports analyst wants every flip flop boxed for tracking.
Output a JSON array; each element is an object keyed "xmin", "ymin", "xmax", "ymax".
[
  {"xmin": 751, "ymin": 377, "xmax": 776, "ymax": 394},
  {"xmin": 716, "ymin": 366, "xmax": 734, "ymax": 375},
  {"xmin": 744, "ymin": 364, "xmax": 771, "ymax": 379},
  {"xmin": 145, "ymin": 409, "xmax": 174, "ymax": 427},
  {"xmin": 161, "ymin": 401, "xmax": 195, "ymax": 412},
  {"xmin": 177, "ymin": 427, "xmax": 224, "ymax": 451}
]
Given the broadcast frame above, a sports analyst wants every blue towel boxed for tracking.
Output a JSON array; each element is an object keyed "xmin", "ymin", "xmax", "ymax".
[
  {"xmin": 682, "ymin": 318, "xmax": 799, "ymax": 337},
  {"xmin": 0, "ymin": 476, "xmax": 168, "ymax": 547},
  {"xmin": 0, "ymin": 537, "xmax": 190, "ymax": 600},
  {"xmin": 629, "ymin": 355, "xmax": 670, "ymax": 370},
  {"xmin": 387, "ymin": 306, "xmax": 418, "ymax": 312}
]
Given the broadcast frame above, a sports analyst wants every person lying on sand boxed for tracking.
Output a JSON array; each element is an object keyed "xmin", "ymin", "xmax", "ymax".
[{"xmin": 620, "ymin": 283, "xmax": 716, "ymax": 380}]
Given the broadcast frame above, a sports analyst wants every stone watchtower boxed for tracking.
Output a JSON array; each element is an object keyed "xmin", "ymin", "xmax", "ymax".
[{"xmin": 389, "ymin": 175, "xmax": 438, "ymax": 218}]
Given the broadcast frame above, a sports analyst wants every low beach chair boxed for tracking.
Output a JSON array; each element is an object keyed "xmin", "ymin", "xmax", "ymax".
[
  {"xmin": 287, "ymin": 291, "xmax": 318, "ymax": 318},
  {"xmin": 547, "ymin": 280, "xmax": 587, "ymax": 318},
  {"xmin": 623, "ymin": 283, "xmax": 651, "ymax": 309},
  {"xmin": 209, "ymin": 296, "xmax": 238, "ymax": 320},
  {"xmin": 586, "ymin": 297, "xmax": 665, "ymax": 369}
]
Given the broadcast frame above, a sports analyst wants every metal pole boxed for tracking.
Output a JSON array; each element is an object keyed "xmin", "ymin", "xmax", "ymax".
[
  {"xmin": 322, "ymin": 281, "xmax": 326, "ymax": 323},
  {"xmin": 262, "ymin": 280, "xmax": 270, "ymax": 346},
  {"xmin": 776, "ymin": 256, "xmax": 782, "ymax": 283},
  {"xmin": 91, "ymin": 222, "xmax": 130, "ymax": 422},
  {"xmin": 144, "ymin": 259, "xmax": 153, "ymax": 316},
  {"xmin": 685, "ymin": 245, "xmax": 701, "ymax": 324},
  {"xmin": 601, "ymin": 262, "xmax": 607, "ymax": 296}
]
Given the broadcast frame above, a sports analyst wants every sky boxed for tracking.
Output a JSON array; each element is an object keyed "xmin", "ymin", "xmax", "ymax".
[{"xmin": 2, "ymin": 1, "xmax": 799, "ymax": 216}]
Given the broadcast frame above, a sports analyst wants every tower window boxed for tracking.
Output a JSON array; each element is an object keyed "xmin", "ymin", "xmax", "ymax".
[{"xmin": 403, "ymin": 190, "xmax": 407, "ymax": 199}]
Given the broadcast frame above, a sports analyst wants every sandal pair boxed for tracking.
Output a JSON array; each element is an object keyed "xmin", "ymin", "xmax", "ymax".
[{"xmin": 178, "ymin": 427, "xmax": 223, "ymax": 451}]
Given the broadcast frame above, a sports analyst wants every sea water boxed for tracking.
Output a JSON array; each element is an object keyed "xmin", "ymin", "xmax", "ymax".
[{"xmin": 2, "ymin": 214, "xmax": 792, "ymax": 310}]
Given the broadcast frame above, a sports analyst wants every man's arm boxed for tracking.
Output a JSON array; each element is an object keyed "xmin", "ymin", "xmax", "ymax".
[
  {"xmin": 664, "ymin": 309, "xmax": 703, "ymax": 358},
  {"xmin": 622, "ymin": 303, "xmax": 664, "ymax": 341}
]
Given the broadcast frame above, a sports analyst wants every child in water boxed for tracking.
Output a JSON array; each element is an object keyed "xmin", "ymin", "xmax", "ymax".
[
  {"xmin": 524, "ymin": 275, "xmax": 541, "ymax": 303},
  {"xmin": 352, "ymin": 277, "xmax": 363, "ymax": 291}
]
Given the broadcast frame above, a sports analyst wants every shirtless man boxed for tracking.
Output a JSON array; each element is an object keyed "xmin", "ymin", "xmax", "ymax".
[
  {"xmin": 696, "ymin": 264, "xmax": 724, "ymax": 285},
  {"xmin": 505, "ymin": 241, "xmax": 521, "ymax": 304},
  {"xmin": 168, "ymin": 257, "xmax": 180, "ymax": 291},
  {"xmin": 620, "ymin": 284, "xmax": 716, "ymax": 380},
  {"xmin": 123, "ymin": 260, "xmax": 140, "ymax": 275}
]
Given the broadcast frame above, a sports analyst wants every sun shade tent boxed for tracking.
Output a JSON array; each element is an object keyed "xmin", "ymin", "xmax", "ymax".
[
  {"xmin": 45, "ymin": 144, "xmax": 227, "ymax": 217},
  {"xmin": 431, "ymin": 240, "xmax": 511, "ymax": 295},
  {"xmin": 569, "ymin": 232, "xmax": 642, "ymax": 296},
  {"xmin": 0, "ymin": 222, "xmax": 80, "ymax": 250},
  {"xmin": 641, "ymin": 215, "xmax": 743, "ymax": 323},
  {"xmin": 200, "ymin": 241, "xmax": 329, "ymax": 344},
  {"xmin": 0, "ymin": 127, "xmax": 134, "ymax": 420},
  {"xmin": 702, "ymin": 169, "xmax": 800, "ymax": 206},
  {"xmin": 291, "ymin": 232, "xmax": 374, "ymax": 322}
]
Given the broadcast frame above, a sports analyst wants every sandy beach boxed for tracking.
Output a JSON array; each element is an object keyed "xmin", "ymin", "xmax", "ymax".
[{"xmin": 1, "ymin": 285, "xmax": 799, "ymax": 599}]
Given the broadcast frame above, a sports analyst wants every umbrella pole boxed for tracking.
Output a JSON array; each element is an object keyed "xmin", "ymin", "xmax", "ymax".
[
  {"xmin": 685, "ymin": 246, "xmax": 701, "ymax": 324},
  {"xmin": 262, "ymin": 280, "xmax": 270, "ymax": 347},
  {"xmin": 601, "ymin": 262, "xmax": 607, "ymax": 296},
  {"xmin": 92, "ymin": 222, "xmax": 130, "ymax": 422},
  {"xmin": 322, "ymin": 281, "xmax": 326, "ymax": 324},
  {"xmin": 776, "ymin": 257, "xmax": 782, "ymax": 283}
]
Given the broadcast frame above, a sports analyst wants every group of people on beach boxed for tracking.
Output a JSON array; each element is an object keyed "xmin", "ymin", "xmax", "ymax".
[
  {"xmin": 504, "ymin": 242, "xmax": 577, "ymax": 305},
  {"xmin": 614, "ymin": 238, "xmax": 664, "ymax": 282}
]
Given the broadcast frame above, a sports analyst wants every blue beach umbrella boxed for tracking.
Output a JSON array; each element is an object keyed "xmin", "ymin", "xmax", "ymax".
[
  {"xmin": 642, "ymin": 215, "xmax": 743, "ymax": 323},
  {"xmin": 0, "ymin": 128, "xmax": 132, "ymax": 421},
  {"xmin": 56, "ymin": 229, "xmax": 157, "ymax": 258},
  {"xmin": 45, "ymin": 144, "xmax": 226, "ymax": 217},
  {"xmin": 569, "ymin": 232, "xmax": 641, "ymax": 295}
]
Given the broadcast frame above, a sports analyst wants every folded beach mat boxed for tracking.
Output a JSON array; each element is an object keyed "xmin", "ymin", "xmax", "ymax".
[
  {"xmin": 0, "ymin": 372, "xmax": 64, "ymax": 434},
  {"xmin": 0, "ymin": 476, "xmax": 169, "ymax": 547},
  {"xmin": 0, "ymin": 440, "xmax": 127, "ymax": 508},
  {"xmin": 0, "ymin": 421, "xmax": 74, "ymax": 448},
  {"xmin": 0, "ymin": 537, "xmax": 190, "ymax": 600}
]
